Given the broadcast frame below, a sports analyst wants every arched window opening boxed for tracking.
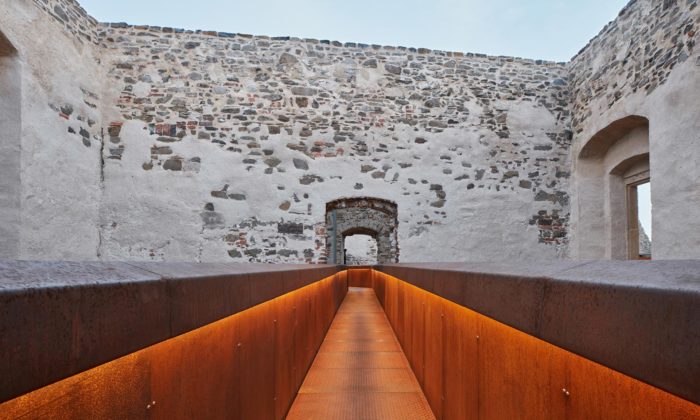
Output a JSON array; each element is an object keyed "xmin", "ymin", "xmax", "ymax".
[
  {"xmin": 573, "ymin": 116, "xmax": 651, "ymax": 260},
  {"xmin": 0, "ymin": 30, "xmax": 21, "ymax": 258},
  {"xmin": 343, "ymin": 234, "xmax": 378, "ymax": 266}
]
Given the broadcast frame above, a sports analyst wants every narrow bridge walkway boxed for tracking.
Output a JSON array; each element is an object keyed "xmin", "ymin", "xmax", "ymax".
[{"xmin": 287, "ymin": 287, "xmax": 435, "ymax": 420}]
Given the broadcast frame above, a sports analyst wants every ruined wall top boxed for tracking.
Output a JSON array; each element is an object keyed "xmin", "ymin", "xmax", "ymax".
[
  {"xmin": 32, "ymin": 0, "xmax": 99, "ymax": 44},
  {"xmin": 568, "ymin": 0, "xmax": 699, "ymax": 134}
]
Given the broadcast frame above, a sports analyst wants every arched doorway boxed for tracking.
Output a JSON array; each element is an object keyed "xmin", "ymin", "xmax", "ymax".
[
  {"xmin": 0, "ymin": 30, "xmax": 20, "ymax": 258},
  {"xmin": 343, "ymin": 228, "xmax": 379, "ymax": 266},
  {"xmin": 325, "ymin": 197, "xmax": 399, "ymax": 264}
]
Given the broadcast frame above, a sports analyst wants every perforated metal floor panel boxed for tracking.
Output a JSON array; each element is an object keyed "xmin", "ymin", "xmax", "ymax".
[{"xmin": 286, "ymin": 287, "xmax": 435, "ymax": 420}]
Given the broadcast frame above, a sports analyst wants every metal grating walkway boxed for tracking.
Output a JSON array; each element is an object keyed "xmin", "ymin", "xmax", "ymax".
[{"xmin": 286, "ymin": 287, "xmax": 435, "ymax": 420}]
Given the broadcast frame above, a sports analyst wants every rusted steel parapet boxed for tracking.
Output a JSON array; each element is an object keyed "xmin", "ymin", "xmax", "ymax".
[
  {"xmin": 0, "ymin": 261, "xmax": 341, "ymax": 405},
  {"xmin": 375, "ymin": 261, "xmax": 700, "ymax": 406}
]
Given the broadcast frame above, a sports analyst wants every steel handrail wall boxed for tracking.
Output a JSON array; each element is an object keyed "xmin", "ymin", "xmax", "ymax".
[
  {"xmin": 374, "ymin": 261, "xmax": 700, "ymax": 406},
  {"xmin": 0, "ymin": 261, "xmax": 342, "ymax": 405}
]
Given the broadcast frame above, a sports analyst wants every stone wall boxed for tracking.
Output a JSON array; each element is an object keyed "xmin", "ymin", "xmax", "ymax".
[
  {"xmin": 95, "ymin": 24, "xmax": 572, "ymax": 263},
  {"xmin": 568, "ymin": 0, "xmax": 700, "ymax": 259},
  {"xmin": 32, "ymin": 0, "xmax": 99, "ymax": 44},
  {"xmin": 13, "ymin": 0, "xmax": 698, "ymax": 262},
  {"xmin": 0, "ymin": 0, "xmax": 104, "ymax": 259}
]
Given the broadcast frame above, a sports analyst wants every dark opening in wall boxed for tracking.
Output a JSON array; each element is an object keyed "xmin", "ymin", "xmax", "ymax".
[
  {"xmin": 0, "ymin": 30, "xmax": 21, "ymax": 258},
  {"xmin": 325, "ymin": 197, "xmax": 399, "ymax": 264}
]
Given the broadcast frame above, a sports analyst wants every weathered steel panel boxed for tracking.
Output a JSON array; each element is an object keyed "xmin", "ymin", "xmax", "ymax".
[
  {"xmin": 273, "ymin": 293, "xmax": 296, "ymax": 420},
  {"xmin": 0, "ymin": 273, "xmax": 346, "ymax": 420},
  {"xmin": 477, "ymin": 313, "xmax": 567, "ymax": 419},
  {"xmin": 423, "ymin": 294, "xmax": 444, "ymax": 419},
  {"xmin": 442, "ymin": 302, "xmax": 479, "ymax": 420},
  {"xmin": 374, "ymin": 270, "xmax": 700, "ymax": 419},
  {"xmin": 347, "ymin": 268, "xmax": 372, "ymax": 288}
]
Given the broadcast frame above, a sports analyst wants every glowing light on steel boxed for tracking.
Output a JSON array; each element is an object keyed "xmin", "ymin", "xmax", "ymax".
[
  {"xmin": 372, "ymin": 270, "xmax": 700, "ymax": 419},
  {"xmin": 0, "ymin": 274, "xmax": 346, "ymax": 420}
]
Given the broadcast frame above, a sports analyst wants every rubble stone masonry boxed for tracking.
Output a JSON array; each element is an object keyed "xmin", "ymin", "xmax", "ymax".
[{"xmin": 4, "ymin": 0, "xmax": 698, "ymax": 261}]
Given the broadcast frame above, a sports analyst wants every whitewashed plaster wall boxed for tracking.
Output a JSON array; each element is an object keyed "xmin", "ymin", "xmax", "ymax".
[
  {"xmin": 6, "ymin": 0, "xmax": 700, "ymax": 263},
  {"xmin": 568, "ymin": 0, "xmax": 700, "ymax": 259},
  {"xmin": 95, "ymin": 26, "xmax": 571, "ymax": 263},
  {"xmin": 0, "ymin": 0, "xmax": 104, "ymax": 260}
]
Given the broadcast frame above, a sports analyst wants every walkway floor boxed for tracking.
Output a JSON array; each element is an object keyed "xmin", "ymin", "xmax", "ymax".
[{"xmin": 287, "ymin": 287, "xmax": 435, "ymax": 420}]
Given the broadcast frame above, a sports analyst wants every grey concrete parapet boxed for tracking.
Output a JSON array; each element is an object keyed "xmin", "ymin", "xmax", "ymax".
[
  {"xmin": 0, "ymin": 261, "xmax": 341, "ymax": 404},
  {"xmin": 376, "ymin": 260, "xmax": 700, "ymax": 405}
]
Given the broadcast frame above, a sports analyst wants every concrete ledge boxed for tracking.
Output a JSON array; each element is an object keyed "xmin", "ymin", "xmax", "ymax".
[
  {"xmin": 0, "ymin": 261, "xmax": 341, "ymax": 403},
  {"xmin": 376, "ymin": 261, "xmax": 700, "ymax": 405}
]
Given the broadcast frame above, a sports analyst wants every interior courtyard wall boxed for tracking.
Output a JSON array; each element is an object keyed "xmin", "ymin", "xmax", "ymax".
[
  {"xmin": 568, "ymin": 0, "xmax": 700, "ymax": 259},
  {"xmin": 11, "ymin": 0, "xmax": 700, "ymax": 262},
  {"xmin": 95, "ymin": 25, "xmax": 572, "ymax": 263},
  {"xmin": 0, "ymin": 0, "xmax": 105, "ymax": 260}
]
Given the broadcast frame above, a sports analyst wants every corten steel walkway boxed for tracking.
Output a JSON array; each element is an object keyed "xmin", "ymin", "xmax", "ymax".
[{"xmin": 287, "ymin": 287, "xmax": 435, "ymax": 420}]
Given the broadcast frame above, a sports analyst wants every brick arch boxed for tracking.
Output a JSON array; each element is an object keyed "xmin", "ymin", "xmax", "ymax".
[{"xmin": 325, "ymin": 197, "xmax": 399, "ymax": 264}]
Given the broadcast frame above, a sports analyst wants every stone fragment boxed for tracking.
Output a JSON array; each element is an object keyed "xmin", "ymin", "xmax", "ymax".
[
  {"xmin": 268, "ymin": 126, "xmax": 281, "ymax": 135},
  {"xmin": 291, "ymin": 86, "xmax": 318, "ymax": 96},
  {"xmin": 293, "ymin": 158, "xmax": 309, "ymax": 170},
  {"xmin": 265, "ymin": 94, "xmax": 283, "ymax": 102},
  {"xmin": 243, "ymin": 248, "xmax": 261, "ymax": 257},
  {"xmin": 278, "ymin": 53, "xmax": 299, "ymax": 65},
  {"xmin": 151, "ymin": 146, "xmax": 172, "ymax": 155},
  {"xmin": 385, "ymin": 64, "xmax": 402, "ymax": 75},
  {"xmin": 300, "ymin": 175, "xmax": 323, "ymax": 185},
  {"xmin": 163, "ymin": 158, "xmax": 182, "ymax": 171},
  {"xmin": 278, "ymin": 222, "xmax": 304, "ymax": 234},
  {"xmin": 53, "ymin": 5, "xmax": 69, "ymax": 22},
  {"xmin": 424, "ymin": 98, "xmax": 442, "ymax": 108},
  {"xmin": 429, "ymin": 120, "xmax": 448, "ymax": 128},
  {"xmin": 362, "ymin": 59, "xmax": 378, "ymax": 68}
]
